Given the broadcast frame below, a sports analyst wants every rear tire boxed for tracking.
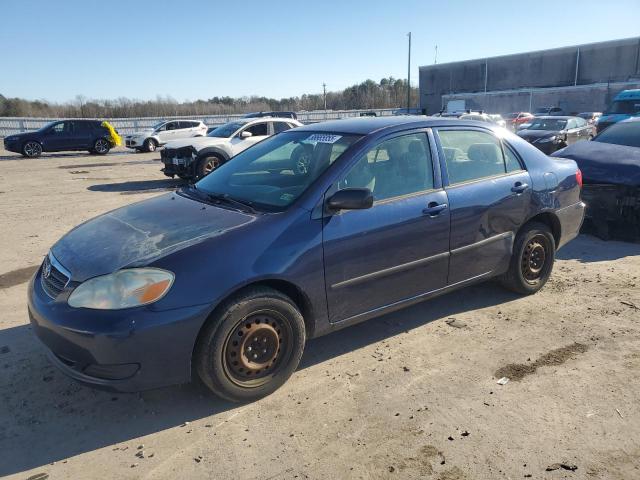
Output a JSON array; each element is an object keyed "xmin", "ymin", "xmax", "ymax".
[
  {"xmin": 195, "ymin": 287, "xmax": 306, "ymax": 402},
  {"xmin": 499, "ymin": 222, "xmax": 555, "ymax": 295},
  {"xmin": 143, "ymin": 138, "xmax": 157, "ymax": 153},
  {"xmin": 22, "ymin": 141, "xmax": 42, "ymax": 158}
]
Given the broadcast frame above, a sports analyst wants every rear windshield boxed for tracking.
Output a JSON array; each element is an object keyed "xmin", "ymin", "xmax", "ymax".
[{"xmin": 593, "ymin": 121, "xmax": 640, "ymax": 148}]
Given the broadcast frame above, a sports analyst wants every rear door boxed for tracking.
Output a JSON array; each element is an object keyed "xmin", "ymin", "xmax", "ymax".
[
  {"xmin": 435, "ymin": 127, "xmax": 531, "ymax": 285},
  {"xmin": 74, "ymin": 121, "xmax": 94, "ymax": 148},
  {"xmin": 323, "ymin": 130, "xmax": 450, "ymax": 323}
]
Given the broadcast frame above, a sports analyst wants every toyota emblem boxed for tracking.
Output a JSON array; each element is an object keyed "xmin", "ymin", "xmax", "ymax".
[{"xmin": 43, "ymin": 260, "xmax": 51, "ymax": 279}]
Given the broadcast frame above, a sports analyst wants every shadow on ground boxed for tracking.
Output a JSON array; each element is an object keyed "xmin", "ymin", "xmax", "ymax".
[
  {"xmin": 0, "ymin": 151, "xmax": 132, "ymax": 161},
  {"xmin": 87, "ymin": 179, "xmax": 185, "ymax": 194},
  {"xmin": 557, "ymin": 233, "xmax": 640, "ymax": 263},
  {"xmin": 0, "ymin": 281, "xmax": 518, "ymax": 476}
]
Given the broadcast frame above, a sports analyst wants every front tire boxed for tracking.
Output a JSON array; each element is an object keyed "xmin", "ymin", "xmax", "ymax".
[
  {"xmin": 195, "ymin": 287, "xmax": 306, "ymax": 402},
  {"xmin": 499, "ymin": 222, "xmax": 555, "ymax": 295},
  {"xmin": 143, "ymin": 138, "xmax": 158, "ymax": 152},
  {"xmin": 22, "ymin": 141, "xmax": 42, "ymax": 157},
  {"xmin": 196, "ymin": 154, "xmax": 223, "ymax": 179},
  {"xmin": 93, "ymin": 138, "xmax": 111, "ymax": 155}
]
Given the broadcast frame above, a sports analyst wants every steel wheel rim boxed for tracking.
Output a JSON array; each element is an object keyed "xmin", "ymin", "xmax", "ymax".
[
  {"xmin": 25, "ymin": 142, "xmax": 41, "ymax": 156},
  {"xmin": 222, "ymin": 310, "xmax": 292, "ymax": 388},
  {"xmin": 521, "ymin": 235, "xmax": 549, "ymax": 283},
  {"xmin": 95, "ymin": 139, "xmax": 108, "ymax": 153},
  {"xmin": 204, "ymin": 157, "xmax": 220, "ymax": 173}
]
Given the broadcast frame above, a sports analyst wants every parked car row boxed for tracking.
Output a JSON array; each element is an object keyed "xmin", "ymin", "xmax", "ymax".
[{"xmin": 516, "ymin": 116, "xmax": 594, "ymax": 154}]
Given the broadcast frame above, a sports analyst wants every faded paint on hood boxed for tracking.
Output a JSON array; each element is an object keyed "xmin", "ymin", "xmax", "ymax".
[
  {"xmin": 51, "ymin": 193, "xmax": 256, "ymax": 281},
  {"xmin": 164, "ymin": 136, "xmax": 229, "ymax": 151}
]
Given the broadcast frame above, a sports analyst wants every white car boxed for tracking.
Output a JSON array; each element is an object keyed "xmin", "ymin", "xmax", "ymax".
[
  {"xmin": 161, "ymin": 117, "xmax": 302, "ymax": 180},
  {"xmin": 125, "ymin": 120, "xmax": 207, "ymax": 152}
]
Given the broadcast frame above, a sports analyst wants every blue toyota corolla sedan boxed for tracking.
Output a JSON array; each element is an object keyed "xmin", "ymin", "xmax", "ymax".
[{"xmin": 28, "ymin": 117, "xmax": 585, "ymax": 402}]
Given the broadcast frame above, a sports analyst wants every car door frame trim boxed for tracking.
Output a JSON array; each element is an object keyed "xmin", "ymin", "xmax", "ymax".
[
  {"xmin": 331, "ymin": 251, "xmax": 450, "ymax": 290},
  {"xmin": 450, "ymin": 231, "xmax": 514, "ymax": 256}
]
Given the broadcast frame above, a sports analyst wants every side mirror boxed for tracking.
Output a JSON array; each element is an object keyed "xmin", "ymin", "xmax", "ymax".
[
  {"xmin": 240, "ymin": 131, "xmax": 253, "ymax": 139},
  {"xmin": 327, "ymin": 188, "xmax": 373, "ymax": 211}
]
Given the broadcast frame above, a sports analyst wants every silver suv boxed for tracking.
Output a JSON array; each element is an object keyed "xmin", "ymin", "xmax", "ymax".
[{"xmin": 125, "ymin": 120, "xmax": 208, "ymax": 152}]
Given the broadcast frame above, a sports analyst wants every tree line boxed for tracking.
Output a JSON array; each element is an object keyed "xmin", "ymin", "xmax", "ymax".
[{"xmin": 0, "ymin": 78, "xmax": 419, "ymax": 118}]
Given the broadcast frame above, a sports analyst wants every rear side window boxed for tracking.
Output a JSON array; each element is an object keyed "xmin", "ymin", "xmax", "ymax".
[
  {"xmin": 340, "ymin": 133, "xmax": 434, "ymax": 201},
  {"xmin": 273, "ymin": 121, "xmax": 292, "ymax": 134},
  {"xmin": 438, "ymin": 130, "xmax": 508, "ymax": 184},
  {"xmin": 503, "ymin": 144, "xmax": 523, "ymax": 172}
]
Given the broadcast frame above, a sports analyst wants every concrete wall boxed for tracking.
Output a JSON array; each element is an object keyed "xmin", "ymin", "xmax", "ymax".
[{"xmin": 420, "ymin": 37, "xmax": 640, "ymax": 114}]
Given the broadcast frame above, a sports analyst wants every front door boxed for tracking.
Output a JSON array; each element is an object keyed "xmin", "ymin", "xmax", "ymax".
[
  {"xmin": 323, "ymin": 131, "xmax": 450, "ymax": 323},
  {"xmin": 42, "ymin": 121, "xmax": 76, "ymax": 151},
  {"xmin": 436, "ymin": 128, "xmax": 532, "ymax": 285},
  {"xmin": 231, "ymin": 121, "xmax": 270, "ymax": 156}
]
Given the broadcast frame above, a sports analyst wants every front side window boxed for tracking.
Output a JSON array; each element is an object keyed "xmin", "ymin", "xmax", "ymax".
[
  {"xmin": 195, "ymin": 131, "xmax": 361, "ymax": 210},
  {"xmin": 51, "ymin": 122, "xmax": 67, "ymax": 134},
  {"xmin": 438, "ymin": 129, "xmax": 508, "ymax": 184},
  {"xmin": 245, "ymin": 122, "xmax": 268, "ymax": 136},
  {"xmin": 165, "ymin": 122, "xmax": 177, "ymax": 131},
  {"xmin": 339, "ymin": 133, "xmax": 434, "ymax": 201}
]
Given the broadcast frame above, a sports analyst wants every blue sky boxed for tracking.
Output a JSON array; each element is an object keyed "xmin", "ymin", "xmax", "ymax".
[{"xmin": 2, "ymin": 0, "xmax": 639, "ymax": 102}]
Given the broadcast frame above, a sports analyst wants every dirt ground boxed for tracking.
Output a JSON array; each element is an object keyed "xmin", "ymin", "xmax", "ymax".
[{"xmin": 0, "ymin": 146, "xmax": 639, "ymax": 480}]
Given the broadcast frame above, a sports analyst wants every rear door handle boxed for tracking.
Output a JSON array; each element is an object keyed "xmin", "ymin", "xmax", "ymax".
[
  {"xmin": 423, "ymin": 202, "xmax": 448, "ymax": 216},
  {"xmin": 511, "ymin": 182, "xmax": 529, "ymax": 193}
]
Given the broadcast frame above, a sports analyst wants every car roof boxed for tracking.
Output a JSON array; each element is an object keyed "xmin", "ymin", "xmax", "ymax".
[
  {"xmin": 534, "ymin": 116, "xmax": 574, "ymax": 120},
  {"xmin": 293, "ymin": 116, "xmax": 495, "ymax": 135}
]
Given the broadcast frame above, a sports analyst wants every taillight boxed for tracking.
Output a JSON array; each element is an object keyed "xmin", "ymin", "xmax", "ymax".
[{"xmin": 576, "ymin": 169, "xmax": 583, "ymax": 188}]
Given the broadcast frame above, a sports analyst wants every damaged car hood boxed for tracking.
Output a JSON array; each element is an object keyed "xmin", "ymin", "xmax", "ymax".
[
  {"xmin": 51, "ymin": 193, "xmax": 255, "ymax": 281},
  {"xmin": 552, "ymin": 141, "xmax": 640, "ymax": 187},
  {"xmin": 165, "ymin": 136, "xmax": 228, "ymax": 151}
]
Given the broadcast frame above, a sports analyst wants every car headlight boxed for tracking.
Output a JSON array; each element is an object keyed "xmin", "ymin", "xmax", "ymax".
[{"xmin": 68, "ymin": 268, "xmax": 174, "ymax": 310}]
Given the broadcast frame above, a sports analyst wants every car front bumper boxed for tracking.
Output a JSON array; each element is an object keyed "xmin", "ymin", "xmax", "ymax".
[
  {"xmin": 160, "ymin": 148, "xmax": 198, "ymax": 179},
  {"xmin": 28, "ymin": 265, "xmax": 211, "ymax": 392}
]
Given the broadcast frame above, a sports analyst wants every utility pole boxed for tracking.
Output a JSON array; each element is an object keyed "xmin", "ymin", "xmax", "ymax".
[
  {"xmin": 434, "ymin": 44, "xmax": 438, "ymax": 64},
  {"xmin": 322, "ymin": 82, "xmax": 327, "ymax": 111},
  {"xmin": 407, "ymin": 32, "xmax": 412, "ymax": 111}
]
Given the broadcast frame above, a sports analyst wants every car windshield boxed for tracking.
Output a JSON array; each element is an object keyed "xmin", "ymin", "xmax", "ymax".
[
  {"xmin": 593, "ymin": 121, "xmax": 640, "ymax": 148},
  {"xmin": 527, "ymin": 119, "xmax": 567, "ymax": 130},
  {"xmin": 207, "ymin": 122, "xmax": 245, "ymax": 138},
  {"xmin": 505, "ymin": 113, "xmax": 518, "ymax": 119},
  {"xmin": 38, "ymin": 121, "xmax": 58, "ymax": 131},
  {"xmin": 152, "ymin": 121, "xmax": 165, "ymax": 129},
  {"xmin": 195, "ymin": 131, "xmax": 361, "ymax": 210},
  {"xmin": 607, "ymin": 100, "xmax": 640, "ymax": 115}
]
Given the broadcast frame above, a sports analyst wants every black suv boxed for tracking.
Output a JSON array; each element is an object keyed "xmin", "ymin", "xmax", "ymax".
[
  {"xmin": 243, "ymin": 111, "xmax": 298, "ymax": 120},
  {"xmin": 3, "ymin": 120, "xmax": 116, "ymax": 157}
]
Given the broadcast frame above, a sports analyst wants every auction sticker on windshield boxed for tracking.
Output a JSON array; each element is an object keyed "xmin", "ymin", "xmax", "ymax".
[{"xmin": 306, "ymin": 134, "xmax": 342, "ymax": 143}]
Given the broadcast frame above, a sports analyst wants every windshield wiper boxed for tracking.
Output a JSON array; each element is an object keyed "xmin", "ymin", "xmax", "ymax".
[{"xmin": 205, "ymin": 191, "xmax": 256, "ymax": 213}]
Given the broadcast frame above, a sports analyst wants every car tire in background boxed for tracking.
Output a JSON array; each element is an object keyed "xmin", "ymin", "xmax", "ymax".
[
  {"xmin": 91, "ymin": 138, "xmax": 111, "ymax": 155},
  {"xmin": 22, "ymin": 141, "xmax": 43, "ymax": 158},
  {"xmin": 143, "ymin": 138, "xmax": 158, "ymax": 153},
  {"xmin": 196, "ymin": 154, "xmax": 223, "ymax": 180},
  {"xmin": 500, "ymin": 221, "xmax": 555, "ymax": 295},
  {"xmin": 195, "ymin": 286, "xmax": 306, "ymax": 402}
]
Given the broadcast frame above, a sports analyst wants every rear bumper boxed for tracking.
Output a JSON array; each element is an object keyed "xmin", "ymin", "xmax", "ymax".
[
  {"xmin": 555, "ymin": 201, "xmax": 586, "ymax": 249},
  {"xmin": 28, "ymin": 268, "xmax": 211, "ymax": 392}
]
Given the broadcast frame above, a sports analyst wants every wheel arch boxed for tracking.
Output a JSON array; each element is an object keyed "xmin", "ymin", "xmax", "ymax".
[
  {"xmin": 521, "ymin": 211, "xmax": 561, "ymax": 248},
  {"xmin": 197, "ymin": 146, "xmax": 231, "ymax": 162},
  {"xmin": 190, "ymin": 278, "xmax": 316, "ymax": 375}
]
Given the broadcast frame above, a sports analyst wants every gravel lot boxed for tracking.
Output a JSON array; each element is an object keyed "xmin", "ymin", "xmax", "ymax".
[{"xmin": 0, "ymin": 146, "xmax": 639, "ymax": 480}]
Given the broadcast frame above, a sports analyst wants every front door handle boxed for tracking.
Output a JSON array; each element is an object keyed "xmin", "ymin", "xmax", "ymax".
[
  {"xmin": 511, "ymin": 182, "xmax": 529, "ymax": 193},
  {"xmin": 423, "ymin": 202, "xmax": 448, "ymax": 217}
]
